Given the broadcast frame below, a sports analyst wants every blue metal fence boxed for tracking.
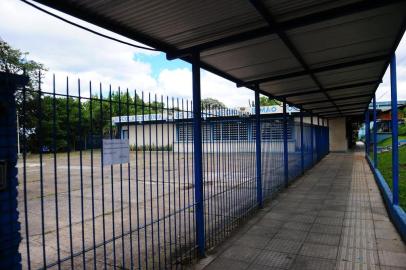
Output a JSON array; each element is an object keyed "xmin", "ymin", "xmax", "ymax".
[
  {"xmin": 12, "ymin": 74, "xmax": 330, "ymax": 269},
  {"xmin": 366, "ymin": 53, "xmax": 406, "ymax": 241}
]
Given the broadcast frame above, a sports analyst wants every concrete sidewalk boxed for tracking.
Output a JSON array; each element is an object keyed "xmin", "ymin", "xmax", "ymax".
[{"xmin": 201, "ymin": 151, "xmax": 406, "ymax": 269}]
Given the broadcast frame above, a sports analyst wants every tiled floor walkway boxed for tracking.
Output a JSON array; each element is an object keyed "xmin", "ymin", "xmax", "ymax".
[{"xmin": 202, "ymin": 150, "xmax": 406, "ymax": 269}]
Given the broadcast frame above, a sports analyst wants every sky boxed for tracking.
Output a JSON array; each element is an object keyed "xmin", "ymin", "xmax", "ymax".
[{"xmin": 0, "ymin": 0, "xmax": 405, "ymax": 107}]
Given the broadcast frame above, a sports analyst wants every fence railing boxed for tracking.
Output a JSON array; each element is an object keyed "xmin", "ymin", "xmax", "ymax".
[
  {"xmin": 365, "ymin": 54, "xmax": 406, "ymax": 241},
  {"xmin": 14, "ymin": 75, "xmax": 330, "ymax": 269}
]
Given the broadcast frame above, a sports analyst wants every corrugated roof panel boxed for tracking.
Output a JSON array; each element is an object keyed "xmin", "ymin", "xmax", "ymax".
[
  {"xmin": 263, "ymin": 0, "xmax": 358, "ymax": 22},
  {"xmin": 288, "ymin": 4, "xmax": 404, "ymax": 66},
  {"xmin": 33, "ymin": 0, "xmax": 406, "ymax": 117},
  {"xmin": 201, "ymin": 36, "xmax": 301, "ymax": 81},
  {"xmin": 261, "ymin": 76, "xmax": 316, "ymax": 96},
  {"xmin": 68, "ymin": 0, "xmax": 266, "ymax": 49},
  {"xmin": 316, "ymin": 62, "xmax": 384, "ymax": 86}
]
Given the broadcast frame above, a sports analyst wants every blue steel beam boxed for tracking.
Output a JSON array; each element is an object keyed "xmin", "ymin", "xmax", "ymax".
[
  {"xmin": 191, "ymin": 52, "xmax": 205, "ymax": 257},
  {"xmin": 390, "ymin": 54, "xmax": 399, "ymax": 205},
  {"xmin": 283, "ymin": 99, "xmax": 289, "ymax": 187},
  {"xmin": 373, "ymin": 95, "xmax": 378, "ymax": 168},
  {"xmin": 166, "ymin": 0, "xmax": 403, "ymax": 59},
  {"xmin": 255, "ymin": 90, "xmax": 263, "ymax": 208},
  {"xmin": 276, "ymin": 80, "xmax": 380, "ymax": 99},
  {"xmin": 310, "ymin": 113, "xmax": 314, "ymax": 165},
  {"xmin": 300, "ymin": 110, "xmax": 304, "ymax": 174},
  {"xmin": 366, "ymin": 111, "xmax": 370, "ymax": 156},
  {"xmin": 249, "ymin": 0, "xmax": 343, "ymax": 116}
]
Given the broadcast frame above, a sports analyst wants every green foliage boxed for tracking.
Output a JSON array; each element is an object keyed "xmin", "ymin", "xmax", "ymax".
[
  {"xmin": 378, "ymin": 135, "xmax": 406, "ymax": 147},
  {"xmin": 2, "ymin": 39, "xmax": 166, "ymax": 152},
  {"xmin": 201, "ymin": 98, "xmax": 226, "ymax": 110},
  {"xmin": 377, "ymin": 145, "xmax": 406, "ymax": 209},
  {"xmin": 260, "ymin": 96, "xmax": 280, "ymax": 106}
]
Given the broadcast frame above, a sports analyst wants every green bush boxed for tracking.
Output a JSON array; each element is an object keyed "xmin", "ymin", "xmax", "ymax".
[{"xmin": 130, "ymin": 144, "xmax": 173, "ymax": 151}]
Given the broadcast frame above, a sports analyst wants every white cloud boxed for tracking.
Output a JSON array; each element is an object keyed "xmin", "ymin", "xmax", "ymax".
[
  {"xmin": 375, "ymin": 35, "xmax": 406, "ymax": 102},
  {"xmin": 0, "ymin": 0, "xmax": 253, "ymax": 106}
]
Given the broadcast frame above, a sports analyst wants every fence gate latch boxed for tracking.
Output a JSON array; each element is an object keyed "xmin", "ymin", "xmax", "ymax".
[{"xmin": 0, "ymin": 160, "xmax": 7, "ymax": 191}]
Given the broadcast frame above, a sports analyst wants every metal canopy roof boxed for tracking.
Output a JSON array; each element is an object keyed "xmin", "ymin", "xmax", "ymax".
[{"xmin": 33, "ymin": 0, "xmax": 406, "ymax": 118}]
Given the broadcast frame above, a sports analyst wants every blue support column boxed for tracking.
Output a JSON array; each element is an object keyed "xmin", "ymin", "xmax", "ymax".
[
  {"xmin": 255, "ymin": 90, "xmax": 263, "ymax": 208},
  {"xmin": 300, "ymin": 109, "xmax": 304, "ymax": 174},
  {"xmin": 390, "ymin": 54, "xmax": 399, "ymax": 205},
  {"xmin": 191, "ymin": 52, "xmax": 205, "ymax": 257},
  {"xmin": 310, "ymin": 113, "xmax": 314, "ymax": 165},
  {"xmin": 283, "ymin": 100, "xmax": 288, "ymax": 187},
  {"xmin": 365, "ymin": 111, "xmax": 370, "ymax": 156},
  {"xmin": 0, "ymin": 73, "xmax": 28, "ymax": 270},
  {"xmin": 373, "ymin": 95, "xmax": 378, "ymax": 168},
  {"xmin": 317, "ymin": 117, "xmax": 320, "ymax": 161}
]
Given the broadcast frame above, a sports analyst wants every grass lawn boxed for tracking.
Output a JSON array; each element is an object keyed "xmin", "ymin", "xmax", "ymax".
[
  {"xmin": 378, "ymin": 135, "xmax": 406, "ymax": 147},
  {"xmin": 377, "ymin": 145, "xmax": 406, "ymax": 209}
]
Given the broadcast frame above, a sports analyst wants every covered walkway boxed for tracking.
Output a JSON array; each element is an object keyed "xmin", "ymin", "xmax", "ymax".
[{"xmin": 202, "ymin": 148, "xmax": 406, "ymax": 270}]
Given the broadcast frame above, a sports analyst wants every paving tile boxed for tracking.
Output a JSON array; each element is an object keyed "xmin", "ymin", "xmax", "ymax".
[
  {"xmin": 282, "ymin": 221, "xmax": 312, "ymax": 232},
  {"xmin": 204, "ymin": 257, "xmax": 250, "ymax": 270},
  {"xmin": 274, "ymin": 229, "xmax": 307, "ymax": 242},
  {"xmin": 305, "ymin": 232, "xmax": 340, "ymax": 246},
  {"xmin": 290, "ymin": 255, "xmax": 336, "ymax": 270},
  {"xmin": 311, "ymin": 223, "xmax": 342, "ymax": 235},
  {"xmin": 376, "ymin": 239, "xmax": 406, "ymax": 253},
  {"xmin": 315, "ymin": 216, "xmax": 343, "ymax": 226},
  {"xmin": 234, "ymin": 234, "xmax": 272, "ymax": 249},
  {"xmin": 299, "ymin": 243, "xmax": 338, "ymax": 260},
  {"xmin": 379, "ymin": 251, "xmax": 406, "ymax": 268},
  {"xmin": 265, "ymin": 238, "xmax": 302, "ymax": 254},
  {"xmin": 336, "ymin": 261, "xmax": 381, "ymax": 270},
  {"xmin": 337, "ymin": 247, "xmax": 379, "ymax": 265},
  {"xmin": 254, "ymin": 250, "xmax": 295, "ymax": 269},
  {"xmin": 220, "ymin": 245, "xmax": 261, "ymax": 263}
]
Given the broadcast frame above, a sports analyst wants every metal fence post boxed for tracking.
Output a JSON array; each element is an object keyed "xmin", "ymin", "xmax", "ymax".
[
  {"xmin": 390, "ymin": 54, "xmax": 399, "ymax": 205},
  {"xmin": 300, "ymin": 109, "xmax": 304, "ymax": 174},
  {"xmin": 192, "ymin": 52, "xmax": 205, "ymax": 257},
  {"xmin": 283, "ymin": 99, "xmax": 288, "ymax": 187},
  {"xmin": 255, "ymin": 90, "xmax": 263, "ymax": 208},
  {"xmin": 317, "ymin": 117, "xmax": 320, "ymax": 161},
  {"xmin": 310, "ymin": 113, "xmax": 314, "ymax": 165},
  {"xmin": 365, "ymin": 111, "xmax": 370, "ymax": 156},
  {"xmin": 0, "ymin": 73, "xmax": 28, "ymax": 270},
  {"xmin": 373, "ymin": 95, "xmax": 378, "ymax": 168}
]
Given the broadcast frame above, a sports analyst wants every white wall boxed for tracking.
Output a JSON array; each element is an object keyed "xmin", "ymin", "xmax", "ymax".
[{"xmin": 329, "ymin": 117, "xmax": 348, "ymax": 152}]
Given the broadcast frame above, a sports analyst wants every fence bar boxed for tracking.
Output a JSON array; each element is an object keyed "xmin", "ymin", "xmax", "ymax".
[
  {"xmin": 283, "ymin": 99, "xmax": 288, "ymax": 187},
  {"xmin": 390, "ymin": 54, "xmax": 399, "ymax": 205},
  {"xmin": 373, "ymin": 95, "xmax": 378, "ymax": 168},
  {"xmin": 254, "ymin": 90, "xmax": 263, "ymax": 208},
  {"xmin": 192, "ymin": 52, "xmax": 205, "ymax": 257},
  {"xmin": 365, "ymin": 111, "xmax": 370, "ymax": 156},
  {"xmin": 310, "ymin": 113, "xmax": 314, "ymax": 164},
  {"xmin": 300, "ymin": 109, "xmax": 304, "ymax": 174}
]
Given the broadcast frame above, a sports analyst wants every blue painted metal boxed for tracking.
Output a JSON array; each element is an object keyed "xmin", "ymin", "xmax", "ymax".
[
  {"xmin": 283, "ymin": 100, "xmax": 288, "ymax": 187},
  {"xmin": 366, "ymin": 156, "xmax": 406, "ymax": 241},
  {"xmin": 192, "ymin": 52, "xmax": 205, "ymax": 257},
  {"xmin": 310, "ymin": 114, "xmax": 314, "ymax": 165},
  {"xmin": 300, "ymin": 110, "xmax": 304, "ymax": 174},
  {"xmin": 0, "ymin": 73, "xmax": 27, "ymax": 270},
  {"xmin": 255, "ymin": 91, "xmax": 263, "ymax": 208},
  {"xmin": 13, "ymin": 73, "xmax": 334, "ymax": 268},
  {"xmin": 365, "ymin": 111, "xmax": 370, "ymax": 156},
  {"xmin": 373, "ymin": 95, "xmax": 378, "ymax": 168},
  {"xmin": 391, "ymin": 54, "xmax": 399, "ymax": 205}
]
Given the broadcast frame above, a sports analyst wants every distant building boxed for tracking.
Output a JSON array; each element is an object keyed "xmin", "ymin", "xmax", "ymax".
[{"xmin": 112, "ymin": 105, "xmax": 316, "ymax": 153}]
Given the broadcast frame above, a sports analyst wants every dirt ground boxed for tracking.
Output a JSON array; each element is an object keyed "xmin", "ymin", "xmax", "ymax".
[{"xmin": 17, "ymin": 149, "xmax": 299, "ymax": 269}]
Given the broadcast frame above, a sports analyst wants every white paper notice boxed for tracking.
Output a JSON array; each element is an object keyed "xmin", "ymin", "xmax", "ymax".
[{"xmin": 103, "ymin": 139, "xmax": 130, "ymax": 165}]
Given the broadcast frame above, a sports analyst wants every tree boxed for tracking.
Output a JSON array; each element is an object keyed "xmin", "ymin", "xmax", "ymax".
[
  {"xmin": 260, "ymin": 96, "xmax": 280, "ymax": 106},
  {"xmin": 201, "ymin": 98, "xmax": 226, "ymax": 110}
]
